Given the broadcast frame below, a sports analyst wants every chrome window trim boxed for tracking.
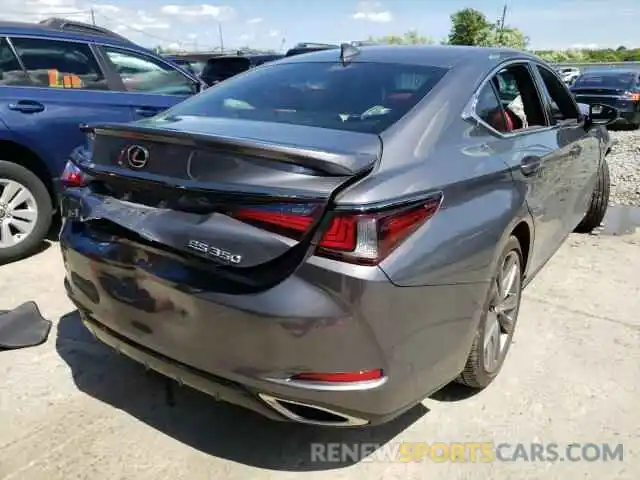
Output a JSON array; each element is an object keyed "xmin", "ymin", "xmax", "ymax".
[{"xmin": 461, "ymin": 58, "xmax": 556, "ymax": 138}]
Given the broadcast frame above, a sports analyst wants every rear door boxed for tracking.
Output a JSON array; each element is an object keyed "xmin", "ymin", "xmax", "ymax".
[
  {"xmin": 0, "ymin": 36, "xmax": 133, "ymax": 177},
  {"xmin": 476, "ymin": 61, "xmax": 571, "ymax": 275},
  {"xmin": 96, "ymin": 45, "xmax": 201, "ymax": 121}
]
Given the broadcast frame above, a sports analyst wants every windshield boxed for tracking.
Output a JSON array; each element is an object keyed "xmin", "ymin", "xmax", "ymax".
[
  {"xmin": 573, "ymin": 72, "xmax": 635, "ymax": 89},
  {"xmin": 160, "ymin": 61, "xmax": 449, "ymax": 134}
]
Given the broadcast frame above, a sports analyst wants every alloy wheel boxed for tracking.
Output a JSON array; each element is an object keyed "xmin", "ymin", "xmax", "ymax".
[
  {"xmin": 0, "ymin": 179, "xmax": 39, "ymax": 249},
  {"xmin": 483, "ymin": 250, "xmax": 522, "ymax": 373}
]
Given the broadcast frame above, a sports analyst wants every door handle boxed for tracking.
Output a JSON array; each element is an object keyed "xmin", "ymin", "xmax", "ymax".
[
  {"xmin": 8, "ymin": 101, "xmax": 45, "ymax": 114},
  {"xmin": 520, "ymin": 156, "xmax": 542, "ymax": 176},
  {"xmin": 134, "ymin": 107, "xmax": 161, "ymax": 117}
]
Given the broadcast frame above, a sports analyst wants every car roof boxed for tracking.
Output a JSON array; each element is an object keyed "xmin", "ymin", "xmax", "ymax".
[
  {"xmin": 0, "ymin": 19, "xmax": 135, "ymax": 48},
  {"xmin": 277, "ymin": 44, "xmax": 537, "ymax": 69}
]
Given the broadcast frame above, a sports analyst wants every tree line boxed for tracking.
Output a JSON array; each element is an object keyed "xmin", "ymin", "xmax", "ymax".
[{"xmin": 370, "ymin": 8, "xmax": 640, "ymax": 63}]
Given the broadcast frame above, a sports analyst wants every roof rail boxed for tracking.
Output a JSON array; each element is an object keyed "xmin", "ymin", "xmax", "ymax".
[{"xmin": 38, "ymin": 17, "xmax": 132, "ymax": 42}]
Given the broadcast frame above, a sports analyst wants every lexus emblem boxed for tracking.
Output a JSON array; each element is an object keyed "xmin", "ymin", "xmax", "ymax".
[{"xmin": 125, "ymin": 145, "xmax": 149, "ymax": 169}]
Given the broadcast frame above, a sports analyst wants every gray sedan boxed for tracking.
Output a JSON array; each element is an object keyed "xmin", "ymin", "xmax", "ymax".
[{"xmin": 58, "ymin": 44, "xmax": 614, "ymax": 427}]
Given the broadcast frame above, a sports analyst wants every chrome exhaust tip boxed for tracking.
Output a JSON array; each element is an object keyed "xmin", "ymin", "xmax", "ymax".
[{"xmin": 258, "ymin": 393, "xmax": 369, "ymax": 427}]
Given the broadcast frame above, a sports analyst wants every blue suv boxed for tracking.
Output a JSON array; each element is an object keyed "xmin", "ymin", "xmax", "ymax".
[{"xmin": 0, "ymin": 18, "xmax": 204, "ymax": 263}]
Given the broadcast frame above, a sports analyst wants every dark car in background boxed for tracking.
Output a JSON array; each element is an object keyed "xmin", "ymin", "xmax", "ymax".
[
  {"xmin": 200, "ymin": 53, "xmax": 284, "ymax": 86},
  {"xmin": 571, "ymin": 70, "xmax": 640, "ymax": 128},
  {"xmin": 164, "ymin": 53, "xmax": 223, "ymax": 76},
  {"xmin": 60, "ymin": 45, "xmax": 615, "ymax": 427}
]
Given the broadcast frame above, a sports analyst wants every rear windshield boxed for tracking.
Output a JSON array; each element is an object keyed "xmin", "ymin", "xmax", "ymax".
[
  {"xmin": 573, "ymin": 72, "xmax": 636, "ymax": 89},
  {"xmin": 160, "ymin": 61, "xmax": 449, "ymax": 134}
]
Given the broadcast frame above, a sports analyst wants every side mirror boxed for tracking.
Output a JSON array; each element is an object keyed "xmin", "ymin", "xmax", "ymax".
[{"xmin": 580, "ymin": 102, "xmax": 619, "ymax": 128}]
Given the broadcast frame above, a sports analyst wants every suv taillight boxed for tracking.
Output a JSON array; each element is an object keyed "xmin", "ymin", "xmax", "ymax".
[
  {"xmin": 623, "ymin": 91, "xmax": 640, "ymax": 101},
  {"xmin": 60, "ymin": 160, "xmax": 89, "ymax": 188},
  {"xmin": 231, "ymin": 194, "xmax": 442, "ymax": 265}
]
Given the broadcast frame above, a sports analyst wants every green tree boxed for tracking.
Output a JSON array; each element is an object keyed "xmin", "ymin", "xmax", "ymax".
[
  {"xmin": 483, "ymin": 26, "xmax": 529, "ymax": 50},
  {"xmin": 374, "ymin": 30, "xmax": 434, "ymax": 45},
  {"xmin": 448, "ymin": 8, "xmax": 492, "ymax": 46}
]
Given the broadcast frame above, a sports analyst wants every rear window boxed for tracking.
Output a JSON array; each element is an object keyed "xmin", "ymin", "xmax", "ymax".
[
  {"xmin": 574, "ymin": 72, "xmax": 635, "ymax": 89},
  {"xmin": 160, "ymin": 61, "xmax": 449, "ymax": 134}
]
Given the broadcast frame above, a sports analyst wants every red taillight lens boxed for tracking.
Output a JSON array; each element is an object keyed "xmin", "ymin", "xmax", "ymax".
[
  {"xmin": 230, "ymin": 194, "xmax": 442, "ymax": 266},
  {"xmin": 61, "ymin": 161, "xmax": 88, "ymax": 188},
  {"xmin": 291, "ymin": 369, "xmax": 383, "ymax": 383},
  {"xmin": 233, "ymin": 204, "xmax": 319, "ymax": 240}
]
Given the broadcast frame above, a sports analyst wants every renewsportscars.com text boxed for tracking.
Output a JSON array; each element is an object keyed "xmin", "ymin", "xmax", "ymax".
[{"xmin": 310, "ymin": 442, "xmax": 624, "ymax": 463}]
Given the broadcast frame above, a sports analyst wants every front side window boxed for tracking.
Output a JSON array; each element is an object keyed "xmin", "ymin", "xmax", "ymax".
[
  {"xmin": 10, "ymin": 37, "xmax": 107, "ymax": 90},
  {"xmin": 536, "ymin": 65, "xmax": 579, "ymax": 122},
  {"xmin": 102, "ymin": 46, "xmax": 197, "ymax": 96},
  {"xmin": 158, "ymin": 61, "xmax": 449, "ymax": 134},
  {"xmin": 0, "ymin": 37, "xmax": 29, "ymax": 86}
]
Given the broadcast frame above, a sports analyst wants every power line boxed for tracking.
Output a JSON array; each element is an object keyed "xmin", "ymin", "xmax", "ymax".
[{"xmin": 96, "ymin": 12, "xmax": 181, "ymax": 44}]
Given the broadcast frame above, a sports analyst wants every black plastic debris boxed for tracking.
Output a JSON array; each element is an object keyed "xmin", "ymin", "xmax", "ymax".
[{"xmin": 0, "ymin": 301, "xmax": 52, "ymax": 350}]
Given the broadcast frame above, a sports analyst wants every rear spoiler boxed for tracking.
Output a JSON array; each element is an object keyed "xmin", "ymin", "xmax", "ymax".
[{"xmin": 81, "ymin": 122, "xmax": 378, "ymax": 177}]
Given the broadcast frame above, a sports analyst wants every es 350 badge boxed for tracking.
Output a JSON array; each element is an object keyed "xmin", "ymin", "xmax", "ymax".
[{"xmin": 186, "ymin": 239, "xmax": 243, "ymax": 264}]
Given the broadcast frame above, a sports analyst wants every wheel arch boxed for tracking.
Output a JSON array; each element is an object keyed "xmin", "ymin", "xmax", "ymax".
[{"xmin": 0, "ymin": 140, "xmax": 57, "ymax": 209}]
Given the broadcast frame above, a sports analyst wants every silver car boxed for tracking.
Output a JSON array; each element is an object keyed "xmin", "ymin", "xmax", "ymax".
[{"xmin": 59, "ymin": 45, "xmax": 615, "ymax": 427}]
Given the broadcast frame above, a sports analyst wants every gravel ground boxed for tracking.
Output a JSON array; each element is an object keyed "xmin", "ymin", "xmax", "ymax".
[
  {"xmin": 1, "ymin": 231, "xmax": 639, "ymax": 479},
  {"xmin": 607, "ymin": 129, "xmax": 640, "ymax": 206}
]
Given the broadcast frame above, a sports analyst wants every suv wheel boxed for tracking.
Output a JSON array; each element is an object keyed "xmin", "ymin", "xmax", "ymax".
[{"xmin": 0, "ymin": 161, "xmax": 52, "ymax": 264}]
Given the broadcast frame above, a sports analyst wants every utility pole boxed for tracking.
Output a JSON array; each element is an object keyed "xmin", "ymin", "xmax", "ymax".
[
  {"xmin": 218, "ymin": 23, "xmax": 224, "ymax": 53},
  {"xmin": 498, "ymin": 3, "xmax": 507, "ymax": 45},
  {"xmin": 90, "ymin": 8, "xmax": 96, "ymax": 25}
]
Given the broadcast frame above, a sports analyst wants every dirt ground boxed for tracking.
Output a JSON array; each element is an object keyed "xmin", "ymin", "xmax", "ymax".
[{"xmin": 0, "ymin": 229, "xmax": 639, "ymax": 480}]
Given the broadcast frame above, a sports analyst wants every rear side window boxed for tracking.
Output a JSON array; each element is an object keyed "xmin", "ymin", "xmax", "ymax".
[
  {"xmin": 10, "ymin": 37, "xmax": 107, "ymax": 90},
  {"xmin": 0, "ymin": 38, "xmax": 29, "ymax": 86},
  {"xmin": 491, "ymin": 64, "xmax": 546, "ymax": 131},
  {"xmin": 160, "ymin": 61, "xmax": 449, "ymax": 134},
  {"xmin": 102, "ymin": 46, "xmax": 198, "ymax": 96},
  {"xmin": 475, "ymin": 83, "xmax": 509, "ymax": 133}
]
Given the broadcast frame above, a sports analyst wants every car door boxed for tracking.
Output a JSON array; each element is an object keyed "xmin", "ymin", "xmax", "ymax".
[
  {"xmin": 0, "ymin": 36, "xmax": 133, "ymax": 177},
  {"xmin": 476, "ymin": 61, "xmax": 572, "ymax": 275},
  {"xmin": 531, "ymin": 62, "xmax": 602, "ymax": 230},
  {"xmin": 96, "ymin": 45, "xmax": 201, "ymax": 120}
]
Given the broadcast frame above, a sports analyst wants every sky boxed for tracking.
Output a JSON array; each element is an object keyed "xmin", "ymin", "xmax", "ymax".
[{"xmin": 4, "ymin": 0, "xmax": 640, "ymax": 52}]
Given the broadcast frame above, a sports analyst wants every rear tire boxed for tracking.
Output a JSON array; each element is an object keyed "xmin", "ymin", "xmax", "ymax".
[
  {"xmin": 456, "ymin": 236, "xmax": 523, "ymax": 389},
  {"xmin": 0, "ymin": 161, "xmax": 52, "ymax": 264},
  {"xmin": 574, "ymin": 158, "xmax": 610, "ymax": 233}
]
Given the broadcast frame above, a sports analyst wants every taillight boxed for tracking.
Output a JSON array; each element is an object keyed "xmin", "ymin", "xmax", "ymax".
[
  {"xmin": 623, "ymin": 92, "xmax": 640, "ymax": 101},
  {"xmin": 60, "ymin": 160, "xmax": 89, "ymax": 188},
  {"xmin": 230, "ymin": 194, "xmax": 442, "ymax": 265}
]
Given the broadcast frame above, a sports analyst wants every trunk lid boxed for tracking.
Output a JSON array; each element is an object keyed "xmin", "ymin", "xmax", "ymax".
[{"xmin": 64, "ymin": 117, "xmax": 380, "ymax": 292}]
